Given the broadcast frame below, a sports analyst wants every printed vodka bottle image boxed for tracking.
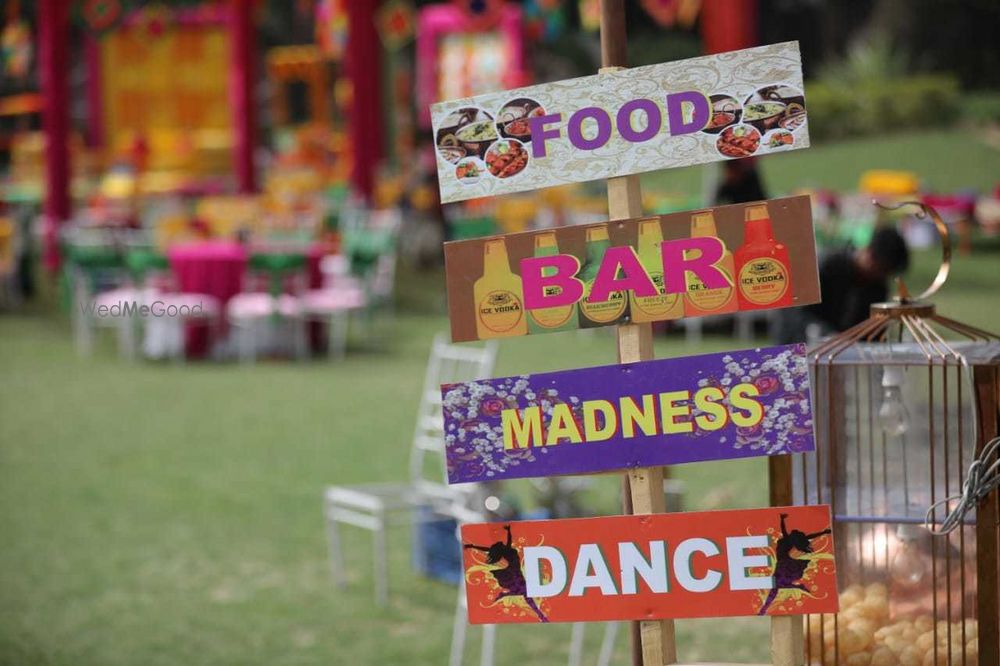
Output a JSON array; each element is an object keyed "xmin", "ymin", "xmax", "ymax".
[
  {"xmin": 684, "ymin": 210, "xmax": 737, "ymax": 317},
  {"xmin": 473, "ymin": 238, "xmax": 528, "ymax": 339},
  {"xmin": 527, "ymin": 232, "xmax": 578, "ymax": 334},
  {"xmin": 578, "ymin": 225, "xmax": 628, "ymax": 328},
  {"xmin": 630, "ymin": 218, "xmax": 684, "ymax": 323},
  {"xmin": 734, "ymin": 203, "xmax": 794, "ymax": 310}
]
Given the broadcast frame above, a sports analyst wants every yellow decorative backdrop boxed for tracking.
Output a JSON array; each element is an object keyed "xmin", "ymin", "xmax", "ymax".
[{"xmin": 101, "ymin": 27, "xmax": 231, "ymax": 146}]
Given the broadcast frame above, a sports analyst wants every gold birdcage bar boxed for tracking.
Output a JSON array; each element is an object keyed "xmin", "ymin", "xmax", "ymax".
[{"xmin": 793, "ymin": 202, "xmax": 1000, "ymax": 665}]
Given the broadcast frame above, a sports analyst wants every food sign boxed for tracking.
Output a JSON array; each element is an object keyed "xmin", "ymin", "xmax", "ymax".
[
  {"xmin": 432, "ymin": 41, "xmax": 808, "ymax": 203},
  {"xmin": 444, "ymin": 196, "xmax": 819, "ymax": 342},
  {"xmin": 460, "ymin": 506, "xmax": 837, "ymax": 624},
  {"xmin": 442, "ymin": 344, "xmax": 813, "ymax": 484}
]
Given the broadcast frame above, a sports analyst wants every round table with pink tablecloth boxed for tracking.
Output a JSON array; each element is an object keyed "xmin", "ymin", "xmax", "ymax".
[{"xmin": 167, "ymin": 240, "xmax": 330, "ymax": 357}]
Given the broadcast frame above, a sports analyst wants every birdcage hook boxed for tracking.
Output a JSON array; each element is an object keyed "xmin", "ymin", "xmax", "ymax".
[{"xmin": 874, "ymin": 200, "xmax": 951, "ymax": 302}]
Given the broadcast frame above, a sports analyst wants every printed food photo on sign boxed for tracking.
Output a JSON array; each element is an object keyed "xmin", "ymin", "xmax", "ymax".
[
  {"xmin": 459, "ymin": 506, "xmax": 838, "ymax": 625},
  {"xmin": 743, "ymin": 84, "xmax": 807, "ymax": 135},
  {"xmin": 436, "ymin": 106, "xmax": 497, "ymax": 165},
  {"xmin": 496, "ymin": 97, "xmax": 545, "ymax": 142},
  {"xmin": 703, "ymin": 94, "xmax": 741, "ymax": 134},
  {"xmin": 766, "ymin": 130, "xmax": 794, "ymax": 150},
  {"xmin": 485, "ymin": 139, "xmax": 529, "ymax": 179},
  {"xmin": 455, "ymin": 157, "xmax": 485, "ymax": 185},
  {"xmin": 444, "ymin": 196, "xmax": 819, "ymax": 343},
  {"xmin": 716, "ymin": 124, "xmax": 760, "ymax": 158}
]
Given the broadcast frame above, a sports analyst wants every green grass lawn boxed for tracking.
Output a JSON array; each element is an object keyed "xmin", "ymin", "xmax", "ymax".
[{"xmin": 1, "ymin": 129, "xmax": 998, "ymax": 665}]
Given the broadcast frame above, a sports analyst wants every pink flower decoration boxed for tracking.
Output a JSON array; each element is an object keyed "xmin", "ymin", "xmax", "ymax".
[
  {"xmin": 481, "ymin": 397, "xmax": 506, "ymax": 417},
  {"xmin": 753, "ymin": 374, "xmax": 780, "ymax": 395}
]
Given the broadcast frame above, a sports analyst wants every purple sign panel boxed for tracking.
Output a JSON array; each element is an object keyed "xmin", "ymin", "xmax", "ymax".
[{"xmin": 441, "ymin": 344, "xmax": 813, "ymax": 484}]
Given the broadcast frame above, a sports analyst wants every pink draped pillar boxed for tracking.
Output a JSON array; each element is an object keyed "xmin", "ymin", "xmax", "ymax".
[
  {"xmin": 39, "ymin": 0, "xmax": 71, "ymax": 272},
  {"xmin": 347, "ymin": 0, "xmax": 382, "ymax": 202},
  {"xmin": 700, "ymin": 0, "xmax": 758, "ymax": 54},
  {"xmin": 229, "ymin": 0, "xmax": 257, "ymax": 193}
]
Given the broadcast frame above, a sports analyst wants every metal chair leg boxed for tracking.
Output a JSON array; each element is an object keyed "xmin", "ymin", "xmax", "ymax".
[
  {"xmin": 597, "ymin": 623, "xmax": 619, "ymax": 666},
  {"xmin": 324, "ymin": 504, "xmax": 347, "ymax": 588},
  {"xmin": 373, "ymin": 517, "xmax": 388, "ymax": 607},
  {"xmin": 449, "ymin": 585, "xmax": 468, "ymax": 666},
  {"xmin": 479, "ymin": 624, "xmax": 496, "ymax": 666},
  {"xmin": 568, "ymin": 622, "xmax": 585, "ymax": 666},
  {"xmin": 330, "ymin": 312, "xmax": 349, "ymax": 359},
  {"xmin": 73, "ymin": 279, "xmax": 94, "ymax": 356},
  {"xmin": 117, "ymin": 315, "xmax": 137, "ymax": 361},
  {"xmin": 236, "ymin": 323, "xmax": 255, "ymax": 364}
]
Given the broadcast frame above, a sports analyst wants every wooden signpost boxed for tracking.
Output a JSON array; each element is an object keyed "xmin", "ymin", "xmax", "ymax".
[{"xmin": 432, "ymin": 2, "xmax": 833, "ymax": 663}]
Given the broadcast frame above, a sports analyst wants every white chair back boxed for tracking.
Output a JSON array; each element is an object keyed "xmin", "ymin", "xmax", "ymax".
[{"xmin": 409, "ymin": 334, "xmax": 498, "ymax": 500}]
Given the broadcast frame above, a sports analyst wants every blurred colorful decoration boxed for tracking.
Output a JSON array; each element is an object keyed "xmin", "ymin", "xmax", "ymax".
[
  {"xmin": 452, "ymin": 0, "xmax": 505, "ymax": 31},
  {"xmin": 81, "ymin": 0, "xmax": 123, "ymax": 33},
  {"xmin": 97, "ymin": 10, "xmax": 232, "ymax": 172},
  {"xmin": 315, "ymin": 0, "xmax": 348, "ymax": 60},
  {"xmin": 1, "ymin": 12, "xmax": 32, "ymax": 80},
  {"xmin": 578, "ymin": 0, "xmax": 600, "ymax": 32},
  {"xmin": 135, "ymin": 3, "xmax": 172, "ymax": 38},
  {"xmin": 266, "ymin": 45, "xmax": 331, "ymax": 129},
  {"xmin": 377, "ymin": 0, "xmax": 415, "ymax": 51},
  {"xmin": 416, "ymin": 3, "xmax": 525, "ymax": 127},
  {"xmin": 639, "ymin": 0, "xmax": 701, "ymax": 28},
  {"xmin": 524, "ymin": 0, "xmax": 564, "ymax": 42}
]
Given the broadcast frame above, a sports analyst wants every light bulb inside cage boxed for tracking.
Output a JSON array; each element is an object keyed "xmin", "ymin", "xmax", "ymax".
[
  {"xmin": 878, "ymin": 367, "xmax": 911, "ymax": 437},
  {"xmin": 889, "ymin": 524, "xmax": 927, "ymax": 588}
]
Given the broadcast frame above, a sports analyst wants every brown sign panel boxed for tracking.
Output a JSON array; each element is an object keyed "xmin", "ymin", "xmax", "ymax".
[{"xmin": 444, "ymin": 195, "xmax": 819, "ymax": 342}]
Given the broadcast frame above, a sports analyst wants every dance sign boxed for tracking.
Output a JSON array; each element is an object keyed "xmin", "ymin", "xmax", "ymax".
[
  {"xmin": 442, "ymin": 344, "xmax": 813, "ymax": 484},
  {"xmin": 444, "ymin": 196, "xmax": 819, "ymax": 342},
  {"xmin": 432, "ymin": 42, "xmax": 808, "ymax": 203},
  {"xmin": 460, "ymin": 505, "xmax": 837, "ymax": 625}
]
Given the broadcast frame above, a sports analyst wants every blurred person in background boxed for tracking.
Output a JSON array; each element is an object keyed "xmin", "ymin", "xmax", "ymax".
[
  {"xmin": 714, "ymin": 158, "xmax": 768, "ymax": 205},
  {"xmin": 774, "ymin": 226, "xmax": 910, "ymax": 344}
]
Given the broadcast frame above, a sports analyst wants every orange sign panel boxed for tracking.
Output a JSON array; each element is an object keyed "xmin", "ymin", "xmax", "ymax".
[{"xmin": 460, "ymin": 505, "xmax": 837, "ymax": 624}]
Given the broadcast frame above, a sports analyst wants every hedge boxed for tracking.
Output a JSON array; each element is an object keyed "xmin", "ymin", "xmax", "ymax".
[{"xmin": 804, "ymin": 75, "xmax": 960, "ymax": 140}]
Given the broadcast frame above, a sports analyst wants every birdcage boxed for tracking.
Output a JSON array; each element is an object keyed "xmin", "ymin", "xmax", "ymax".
[{"xmin": 791, "ymin": 202, "xmax": 1000, "ymax": 666}]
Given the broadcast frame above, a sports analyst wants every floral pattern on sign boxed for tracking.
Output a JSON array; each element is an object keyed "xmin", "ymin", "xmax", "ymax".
[
  {"xmin": 694, "ymin": 343, "xmax": 813, "ymax": 455},
  {"xmin": 443, "ymin": 375, "xmax": 583, "ymax": 482},
  {"xmin": 442, "ymin": 344, "xmax": 815, "ymax": 484}
]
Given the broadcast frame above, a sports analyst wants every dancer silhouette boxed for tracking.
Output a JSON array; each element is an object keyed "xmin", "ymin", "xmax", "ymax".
[
  {"xmin": 464, "ymin": 524, "xmax": 549, "ymax": 622},
  {"xmin": 758, "ymin": 513, "xmax": 832, "ymax": 615}
]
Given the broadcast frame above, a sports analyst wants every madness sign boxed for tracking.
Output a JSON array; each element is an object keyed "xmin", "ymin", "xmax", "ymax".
[
  {"xmin": 444, "ymin": 195, "xmax": 818, "ymax": 342},
  {"xmin": 442, "ymin": 344, "xmax": 813, "ymax": 484},
  {"xmin": 432, "ymin": 42, "xmax": 808, "ymax": 202},
  {"xmin": 460, "ymin": 506, "xmax": 837, "ymax": 624}
]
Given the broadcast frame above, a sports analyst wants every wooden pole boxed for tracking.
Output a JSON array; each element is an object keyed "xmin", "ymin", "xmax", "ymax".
[
  {"xmin": 599, "ymin": 2, "xmax": 676, "ymax": 664},
  {"xmin": 973, "ymin": 366, "xmax": 999, "ymax": 666},
  {"xmin": 769, "ymin": 457, "xmax": 804, "ymax": 665}
]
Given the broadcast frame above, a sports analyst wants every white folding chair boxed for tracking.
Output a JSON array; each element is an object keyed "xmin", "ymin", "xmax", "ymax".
[{"xmin": 323, "ymin": 334, "xmax": 498, "ymax": 606}]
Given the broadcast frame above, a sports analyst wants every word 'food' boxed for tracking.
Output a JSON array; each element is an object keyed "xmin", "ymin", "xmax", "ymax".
[{"xmin": 528, "ymin": 92, "xmax": 710, "ymax": 157}]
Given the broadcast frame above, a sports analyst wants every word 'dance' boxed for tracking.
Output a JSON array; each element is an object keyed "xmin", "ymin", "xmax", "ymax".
[{"xmin": 459, "ymin": 507, "xmax": 838, "ymax": 624}]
